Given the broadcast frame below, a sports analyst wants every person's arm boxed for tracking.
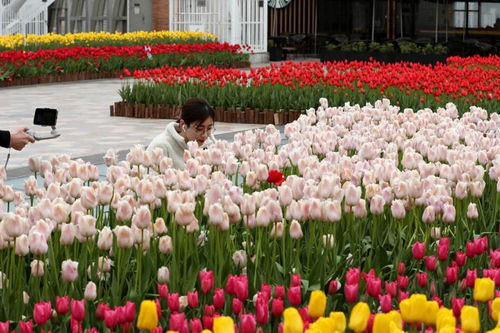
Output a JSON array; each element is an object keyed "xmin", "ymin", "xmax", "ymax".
[
  {"xmin": 3, "ymin": 127, "xmax": 35, "ymax": 151},
  {"xmin": 0, "ymin": 130, "xmax": 10, "ymax": 148}
]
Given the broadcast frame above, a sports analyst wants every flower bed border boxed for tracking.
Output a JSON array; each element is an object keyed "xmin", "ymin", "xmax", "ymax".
[
  {"xmin": 110, "ymin": 101, "xmax": 302, "ymax": 125},
  {"xmin": 0, "ymin": 61, "xmax": 250, "ymax": 88}
]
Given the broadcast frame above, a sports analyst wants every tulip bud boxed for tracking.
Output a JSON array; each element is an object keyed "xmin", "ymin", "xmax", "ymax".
[
  {"xmin": 97, "ymin": 226, "xmax": 113, "ymax": 251},
  {"xmin": 15, "ymin": 234, "xmax": 29, "ymax": 256},
  {"xmin": 30, "ymin": 260, "xmax": 44, "ymax": 277},
  {"xmin": 412, "ymin": 242, "xmax": 425, "ymax": 260},
  {"xmin": 232, "ymin": 250, "xmax": 247, "ymax": 268},
  {"xmin": 466, "ymin": 203, "xmax": 479, "ymax": 219},
  {"xmin": 114, "ymin": 226, "xmax": 134, "ymax": 249},
  {"xmin": 84, "ymin": 281, "xmax": 97, "ymax": 301},
  {"xmin": 425, "ymin": 256, "xmax": 437, "ymax": 271},
  {"xmin": 157, "ymin": 266, "xmax": 170, "ymax": 284},
  {"xmin": 344, "ymin": 284, "xmax": 358, "ymax": 303},
  {"xmin": 56, "ymin": 296, "xmax": 70, "ymax": 315},
  {"xmin": 289, "ymin": 220, "xmax": 303, "ymax": 239}
]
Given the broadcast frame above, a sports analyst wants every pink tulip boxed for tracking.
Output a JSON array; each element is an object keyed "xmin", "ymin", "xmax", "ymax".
[
  {"xmin": 465, "ymin": 269, "xmax": 477, "ymax": 288},
  {"xmin": 202, "ymin": 315, "xmax": 213, "ymax": 331},
  {"xmin": 328, "ymin": 280, "xmax": 340, "ymax": 295},
  {"xmin": 397, "ymin": 262, "xmax": 406, "ymax": 275},
  {"xmin": 168, "ymin": 293, "xmax": 180, "ymax": 312},
  {"xmin": 158, "ymin": 283, "xmax": 169, "ymax": 299},
  {"xmin": 290, "ymin": 274, "xmax": 301, "ymax": 287},
  {"xmin": 425, "ymin": 256, "xmax": 437, "ymax": 271},
  {"xmin": 452, "ymin": 297, "xmax": 465, "ymax": 317},
  {"xmin": 33, "ymin": 301, "xmax": 52, "ymax": 326},
  {"xmin": 187, "ymin": 291, "xmax": 199, "ymax": 308},
  {"xmin": 397, "ymin": 275, "xmax": 408, "ymax": 290},
  {"xmin": 256, "ymin": 296, "xmax": 269, "ymax": 325},
  {"xmin": 399, "ymin": 291, "xmax": 410, "ymax": 302},
  {"xmin": 344, "ymin": 284, "xmax": 358, "ymax": 303},
  {"xmin": 18, "ymin": 320, "xmax": 33, "ymax": 333},
  {"xmin": 417, "ymin": 272, "xmax": 428, "ymax": 288},
  {"xmin": 412, "ymin": 242, "xmax": 425, "ymax": 260},
  {"xmin": 490, "ymin": 249, "xmax": 500, "ymax": 268},
  {"xmin": 70, "ymin": 299, "xmax": 85, "ymax": 322},
  {"xmin": 104, "ymin": 309, "xmax": 118, "ymax": 329},
  {"xmin": 116, "ymin": 200, "xmax": 133, "ymax": 222},
  {"xmin": 456, "ymin": 251, "xmax": 467, "ymax": 266},
  {"xmin": 366, "ymin": 277, "xmax": 382, "ymax": 298},
  {"xmin": 240, "ymin": 314, "xmax": 257, "ymax": 333},
  {"xmin": 260, "ymin": 284, "xmax": 272, "ymax": 301},
  {"xmin": 190, "ymin": 318, "xmax": 203, "ymax": 333},
  {"xmin": 0, "ymin": 322, "xmax": 8, "ymax": 333},
  {"xmin": 232, "ymin": 298, "xmax": 243, "ymax": 315},
  {"xmin": 437, "ymin": 237, "xmax": 450, "ymax": 261},
  {"xmin": 200, "ymin": 271, "xmax": 214, "ymax": 294},
  {"xmin": 169, "ymin": 313, "xmax": 188, "ymax": 333},
  {"xmin": 213, "ymin": 288, "xmax": 225, "ymax": 309},
  {"xmin": 95, "ymin": 303, "xmax": 110, "ymax": 320},
  {"xmin": 235, "ymin": 277, "xmax": 249, "ymax": 301},
  {"xmin": 288, "ymin": 286, "xmax": 302, "ymax": 306},
  {"xmin": 446, "ymin": 266, "xmax": 458, "ymax": 284},
  {"xmin": 274, "ymin": 285, "xmax": 285, "ymax": 299},
  {"xmin": 272, "ymin": 298, "xmax": 284, "ymax": 317},
  {"xmin": 61, "ymin": 260, "xmax": 78, "ymax": 283},
  {"xmin": 379, "ymin": 294, "xmax": 392, "ymax": 313},
  {"xmin": 385, "ymin": 281, "xmax": 397, "ymax": 298}
]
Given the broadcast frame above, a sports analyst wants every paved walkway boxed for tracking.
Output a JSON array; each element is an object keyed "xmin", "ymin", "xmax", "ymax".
[{"xmin": 0, "ymin": 78, "xmax": 263, "ymax": 175}]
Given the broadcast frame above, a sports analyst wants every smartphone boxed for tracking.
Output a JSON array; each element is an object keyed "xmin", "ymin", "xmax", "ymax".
[{"xmin": 34, "ymin": 108, "xmax": 58, "ymax": 127}]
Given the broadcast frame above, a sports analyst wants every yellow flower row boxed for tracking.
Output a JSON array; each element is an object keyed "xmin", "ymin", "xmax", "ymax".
[{"xmin": 0, "ymin": 30, "xmax": 215, "ymax": 50}]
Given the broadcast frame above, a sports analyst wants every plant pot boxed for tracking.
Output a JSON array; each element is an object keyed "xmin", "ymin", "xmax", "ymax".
[{"xmin": 269, "ymin": 47, "xmax": 284, "ymax": 61}]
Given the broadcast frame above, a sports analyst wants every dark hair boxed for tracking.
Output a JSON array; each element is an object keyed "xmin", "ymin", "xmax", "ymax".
[{"xmin": 179, "ymin": 97, "xmax": 215, "ymax": 127}]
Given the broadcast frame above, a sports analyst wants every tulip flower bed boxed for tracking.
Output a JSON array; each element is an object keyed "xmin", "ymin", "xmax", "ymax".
[
  {"xmin": 1, "ymin": 99, "xmax": 500, "ymax": 331},
  {"xmin": 0, "ymin": 31, "xmax": 215, "ymax": 51},
  {"xmin": 113, "ymin": 56, "xmax": 500, "ymax": 124},
  {"xmin": 0, "ymin": 42, "xmax": 250, "ymax": 87}
]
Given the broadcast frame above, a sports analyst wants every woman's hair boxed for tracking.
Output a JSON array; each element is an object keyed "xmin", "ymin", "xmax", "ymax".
[{"xmin": 179, "ymin": 97, "xmax": 215, "ymax": 127}]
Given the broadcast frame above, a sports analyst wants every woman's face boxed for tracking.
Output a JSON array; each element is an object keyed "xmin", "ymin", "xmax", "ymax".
[{"xmin": 181, "ymin": 117, "xmax": 214, "ymax": 146}]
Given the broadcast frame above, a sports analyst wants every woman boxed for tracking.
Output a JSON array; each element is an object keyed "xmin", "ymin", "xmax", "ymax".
[{"xmin": 147, "ymin": 97, "xmax": 215, "ymax": 169}]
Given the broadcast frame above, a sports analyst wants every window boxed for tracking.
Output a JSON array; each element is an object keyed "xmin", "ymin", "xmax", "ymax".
[
  {"xmin": 453, "ymin": 1, "xmax": 479, "ymax": 28},
  {"xmin": 480, "ymin": 2, "xmax": 500, "ymax": 28}
]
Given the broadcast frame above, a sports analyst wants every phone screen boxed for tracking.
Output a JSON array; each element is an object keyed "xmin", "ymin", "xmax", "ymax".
[{"xmin": 34, "ymin": 108, "xmax": 58, "ymax": 126}]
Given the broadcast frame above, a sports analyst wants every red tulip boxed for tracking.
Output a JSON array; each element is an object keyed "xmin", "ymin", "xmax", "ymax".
[
  {"xmin": 214, "ymin": 288, "xmax": 225, "ymax": 309},
  {"xmin": 298, "ymin": 307, "xmax": 311, "ymax": 325},
  {"xmin": 385, "ymin": 281, "xmax": 397, "ymax": 297},
  {"xmin": 446, "ymin": 266, "xmax": 458, "ymax": 284},
  {"xmin": 452, "ymin": 297, "xmax": 465, "ymax": 317},
  {"xmin": 104, "ymin": 309, "xmax": 118, "ymax": 329},
  {"xmin": 187, "ymin": 291, "xmax": 199, "ymax": 309},
  {"xmin": 225, "ymin": 275, "xmax": 237, "ymax": 295},
  {"xmin": 155, "ymin": 298, "xmax": 161, "ymax": 319},
  {"xmin": 290, "ymin": 274, "xmax": 301, "ymax": 287},
  {"xmin": 235, "ymin": 276, "xmax": 249, "ymax": 301},
  {"xmin": 490, "ymin": 249, "xmax": 500, "ymax": 268},
  {"xmin": 232, "ymin": 298, "xmax": 243, "ymax": 315},
  {"xmin": 256, "ymin": 296, "xmax": 269, "ymax": 325},
  {"xmin": 417, "ymin": 272, "xmax": 428, "ymax": 288},
  {"xmin": 346, "ymin": 267, "xmax": 361, "ymax": 285},
  {"xmin": 34, "ymin": 301, "xmax": 52, "ymax": 326},
  {"xmin": 425, "ymin": 256, "xmax": 437, "ymax": 271},
  {"xmin": 200, "ymin": 270, "xmax": 214, "ymax": 294},
  {"xmin": 267, "ymin": 170, "xmax": 285, "ymax": 186},
  {"xmin": 56, "ymin": 296, "xmax": 70, "ymax": 315},
  {"xmin": 366, "ymin": 314, "xmax": 375, "ymax": 333},
  {"xmin": 115, "ymin": 306, "xmax": 126, "ymax": 325},
  {"xmin": 379, "ymin": 294, "xmax": 392, "ymax": 313},
  {"xmin": 366, "ymin": 277, "xmax": 382, "ymax": 298},
  {"xmin": 70, "ymin": 318, "xmax": 81, "ymax": 333},
  {"xmin": 124, "ymin": 301, "xmax": 135, "ymax": 322},
  {"xmin": 0, "ymin": 322, "xmax": 8, "ymax": 333},
  {"xmin": 456, "ymin": 251, "xmax": 467, "ymax": 266},
  {"xmin": 169, "ymin": 313, "xmax": 188, "ymax": 333},
  {"xmin": 478, "ymin": 236, "xmax": 489, "ymax": 254},
  {"xmin": 260, "ymin": 283, "xmax": 272, "ymax": 301},
  {"xmin": 437, "ymin": 237, "xmax": 450, "ymax": 261},
  {"xmin": 288, "ymin": 285, "xmax": 302, "ymax": 306},
  {"xmin": 95, "ymin": 303, "xmax": 110, "ymax": 321},
  {"xmin": 466, "ymin": 241, "xmax": 477, "ymax": 258},
  {"xmin": 361, "ymin": 269, "xmax": 376, "ymax": 282},
  {"xmin": 274, "ymin": 285, "xmax": 285, "ymax": 299},
  {"xmin": 204, "ymin": 304, "xmax": 215, "ymax": 316},
  {"xmin": 202, "ymin": 315, "xmax": 213, "ymax": 331},
  {"xmin": 399, "ymin": 291, "xmax": 409, "ymax": 302},
  {"xmin": 328, "ymin": 280, "xmax": 340, "ymax": 295},
  {"xmin": 168, "ymin": 293, "xmax": 180, "ymax": 312},
  {"xmin": 465, "ymin": 269, "xmax": 477, "ymax": 288},
  {"xmin": 240, "ymin": 314, "xmax": 256, "ymax": 333},
  {"xmin": 272, "ymin": 297, "xmax": 284, "ymax": 317},
  {"xmin": 412, "ymin": 242, "xmax": 425, "ymax": 260},
  {"xmin": 190, "ymin": 318, "xmax": 203, "ymax": 333},
  {"xmin": 18, "ymin": 320, "xmax": 33, "ymax": 333},
  {"xmin": 397, "ymin": 275, "xmax": 408, "ymax": 290},
  {"xmin": 70, "ymin": 299, "xmax": 85, "ymax": 322},
  {"xmin": 397, "ymin": 262, "xmax": 406, "ymax": 275},
  {"xmin": 158, "ymin": 283, "xmax": 169, "ymax": 299},
  {"xmin": 344, "ymin": 284, "xmax": 358, "ymax": 303}
]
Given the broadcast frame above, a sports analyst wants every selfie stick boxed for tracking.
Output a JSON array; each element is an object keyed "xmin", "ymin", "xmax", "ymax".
[{"xmin": 27, "ymin": 126, "xmax": 60, "ymax": 141}]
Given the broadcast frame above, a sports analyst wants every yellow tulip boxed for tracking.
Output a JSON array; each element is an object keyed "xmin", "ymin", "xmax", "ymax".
[
  {"xmin": 348, "ymin": 302, "xmax": 371, "ymax": 332},
  {"xmin": 461, "ymin": 305, "xmax": 480, "ymax": 333},
  {"xmin": 439, "ymin": 327, "xmax": 457, "ymax": 333},
  {"xmin": 284, "ymin": 308, "xmax": 304, "ymax": 333},
  {"xmin": 486, "ymin": 329, "xmax": 500, "ymax": 333},
  {"xmin": 373, "ymin": 313, "xmax": 391, "ymax": 333},
  {"xmin": 213, "ymin": 316, "xmax": 235, "ymax": 333},
  {"xmin": 308, "ymin": 290, "xmax": 327, "ymax": 318},
  {"xmin": 492, "ymin": 298, "xmax": 500, "ymax": 322},
  {"xmin": 166, "ymin": 331, "xmax": 179, "ymax": 333},
  {"xmin": 309, "ymin": 317, "xmax": 335, "ymax": 332},
  {"xmin": 389, "ymin": 321, "xmax": 404, "ymax": 333},
  {"xmin": 329, "ymin": 312, "xmax": 346, "ymax": 332},
  {"xmin": 387, "ymin": 311, "xmax": 402, "ymax": 330},
  {"xmin": 474, "ymin": 278, "xmax": 495, "ymax": 302},
  {"xmin": 201, "ymin": 330, "xmax": 213, "ymax": 333},
  {"xmin": 136, "ymin": 300, "xmax": 158, "ymax": 330},
  {"xmin": 399, "ymin": 294, "xmax": 427, "ymax": 323},
  {"xmin": 423, "ymin": 301, "xmax": 439, "ymax": 326}
]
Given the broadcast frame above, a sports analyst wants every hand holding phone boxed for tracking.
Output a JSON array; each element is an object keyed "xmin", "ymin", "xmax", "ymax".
[{"xmin": 27, "ymin": 108, "xmax": 60, "ymax": 141}]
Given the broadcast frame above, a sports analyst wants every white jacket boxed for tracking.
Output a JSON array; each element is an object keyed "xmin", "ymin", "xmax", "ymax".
[{"xmin": 146, "ymin": 122, "xmax": 213, "ymax": 169}]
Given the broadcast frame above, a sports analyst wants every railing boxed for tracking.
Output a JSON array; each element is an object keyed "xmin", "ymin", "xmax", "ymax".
[
  {"xmin": 0, "ymin": 0, "xmax": 55, "ymax": 35},
  {"xmin": 170, "ymin": 0, "xmax": 267, "ymax": 53}
]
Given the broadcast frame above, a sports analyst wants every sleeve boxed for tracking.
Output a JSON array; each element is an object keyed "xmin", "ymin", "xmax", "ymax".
[{"xmin": 0, "ymin": 130, "xmax": 10, "ymax": 148}]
